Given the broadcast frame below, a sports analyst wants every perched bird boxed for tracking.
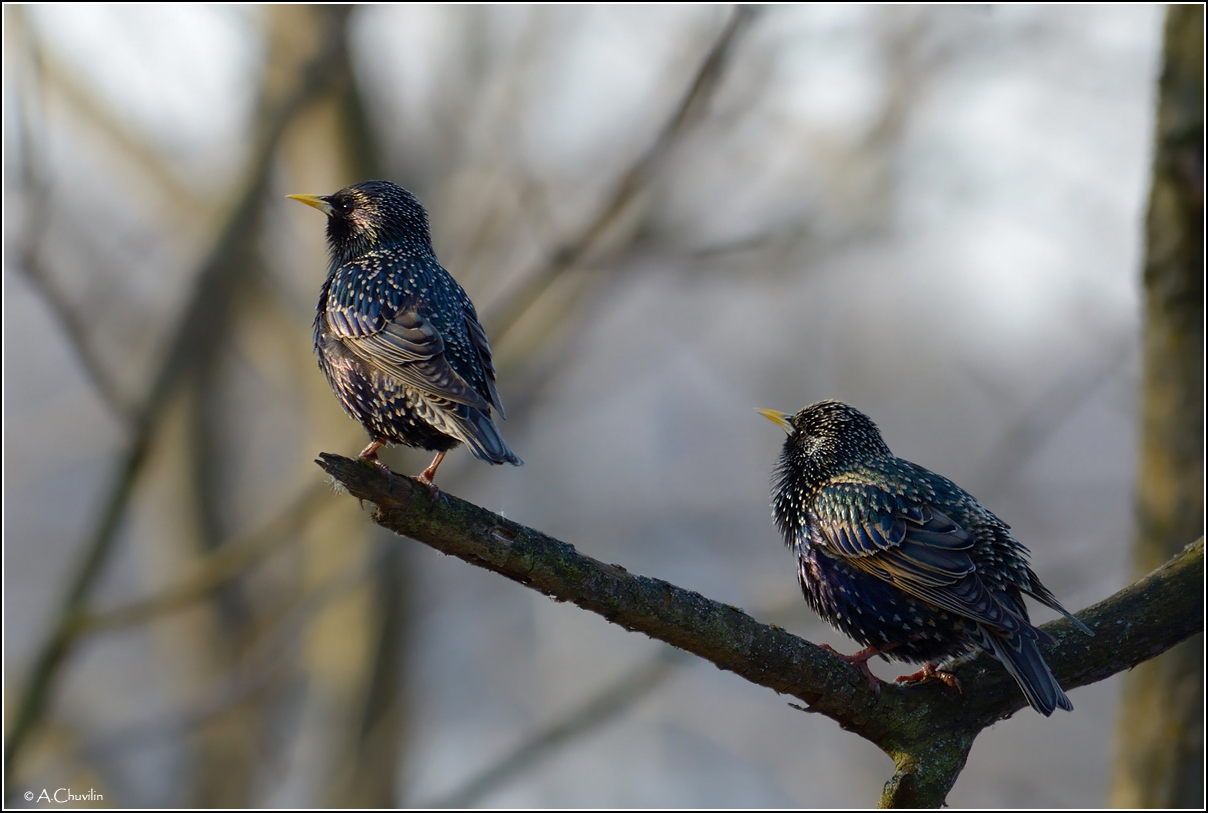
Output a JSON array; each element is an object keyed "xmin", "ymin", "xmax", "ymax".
[
  {"xmin": 289, "ymin": 181, "xmax": 522, "ymax": 487},
  {"xmin": 758, "ymin": 400, "xmax": 1091, "ymax": 715}
]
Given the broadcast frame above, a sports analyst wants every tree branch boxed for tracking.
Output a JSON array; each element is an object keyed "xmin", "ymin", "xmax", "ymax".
[{"xmin": 316, "ymin": 453, "xmax": 1204, "ymax": 806}]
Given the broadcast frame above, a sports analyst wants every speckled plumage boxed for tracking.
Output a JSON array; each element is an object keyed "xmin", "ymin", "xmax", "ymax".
[
  {"xmin": 761, "ymin": 400, "xmax": 1091, "ymax": 715},
  {"xmin": 291, "ymin": 181, "xmax": 521, "ymax": 482}
]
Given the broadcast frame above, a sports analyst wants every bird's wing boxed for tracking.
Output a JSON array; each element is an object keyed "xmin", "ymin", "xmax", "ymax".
[
  {"xmin": 324, "ymin": 279, "xmax": 490, "ymax": 411},
  {"xmin": 462, "ymin": 303, "xmax": 505, "ymax": 416},
  {"xmin": 810, "ymin": 481, "xmax": 1030, "ymax": 634}
]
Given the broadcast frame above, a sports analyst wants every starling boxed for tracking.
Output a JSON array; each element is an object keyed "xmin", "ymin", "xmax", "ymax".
[
  {"xmin": 289, "ymin": 181, "xmax": 522, "ymax": 486},
  {"xmin": 758, "ymin": 400, "xmax": 1092, "ymax": 715}
]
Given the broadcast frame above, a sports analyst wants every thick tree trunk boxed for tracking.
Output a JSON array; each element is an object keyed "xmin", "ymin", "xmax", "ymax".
[{"xmin": 1111, "ymin": 5, "xmax": 1204, "ymax": 808}]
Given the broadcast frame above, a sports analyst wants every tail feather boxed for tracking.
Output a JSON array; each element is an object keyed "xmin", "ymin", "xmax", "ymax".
[
  {"xmin": 980, "ymin": 626, "xmax": 1072, "ymax": 716},
  {"xmin": 1026, "ymin": 584, "xmax": 1094, "ymax": 637},
  {"xmin": 409, "ymin": 392, "xmax": 522, "ymax": 467},
  {"xmin": 455, "ymin": 407, "xmax": 523, "ymax": 466}
]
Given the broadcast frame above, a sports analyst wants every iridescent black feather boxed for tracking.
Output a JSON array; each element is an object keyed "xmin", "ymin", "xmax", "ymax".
[
  {"xmin": 298, "ymin": 181, "xmax": 521, "ymax": 473},
  {"xmin": 765, "ymin": 400, "xmax": 1090, "ymax": 715}
]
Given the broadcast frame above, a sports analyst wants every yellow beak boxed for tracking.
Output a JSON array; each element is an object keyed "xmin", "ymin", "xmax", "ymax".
[
  {"xmin": 286, "ymin": 193, "xmax": 334, "ymax": 216},
  {"xmin": 756, "ymin": 408, "xmax": 794, "ymax": 434}
]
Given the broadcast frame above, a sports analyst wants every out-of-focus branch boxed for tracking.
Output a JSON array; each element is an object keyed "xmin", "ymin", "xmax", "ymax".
[
  {"xmin": 14, "ymin": 238, "xmax": 137, "ymax": 422},
  {"xmin": 3, "ymin": 7, "xmax": 358, "ymax": 791},
  {"xmin": 426, "ymin": 648, "xmax": 689, "ymax": 808},
  {"xmin": 73, "ymin": 538, "xmax": 391, "ymax": 763},
  {"xmin": 485, "ymin": 6, "xmax": 759, "ymax": 341},
  {"xmin": 8, "ymin": 13, "xmax": 135, "ymax": 420},
  {"xmin": 25, "ymin": 28, "xmax": 211, "ymax": 216},
  {"xmin": 75, "ymin": 480, "xmax": 332, "ymax": 636},
  {"xmin": 470, "ymin": 6, "xmax": 760, "ymax": 428},
  {"xmin": 318, "ymin": 453, "xmax": 1203, "ymax": 807},
  {"xmin": 423, "ymin": 593, "xmax": 828, "ymax": 808}
]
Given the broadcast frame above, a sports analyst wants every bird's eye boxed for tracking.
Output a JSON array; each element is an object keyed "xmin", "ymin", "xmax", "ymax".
[{"xmin": 328, "ymin": 198, "xmax": 353, "ymax": 216}]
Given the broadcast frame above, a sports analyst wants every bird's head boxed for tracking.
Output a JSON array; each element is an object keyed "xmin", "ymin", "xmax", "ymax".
[
  {"xmin": 758, "ymin": 399, "xmax": 891, "ymax": 470},
  {"xmin": 288, "ymin": 180, "xmax": 432, "ymax": 265}
]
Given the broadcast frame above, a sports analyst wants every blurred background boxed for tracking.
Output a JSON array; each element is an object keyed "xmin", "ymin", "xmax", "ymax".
[{"xmin": 2, "ymin": 4, "xmax": 1184, "ymax": 807}]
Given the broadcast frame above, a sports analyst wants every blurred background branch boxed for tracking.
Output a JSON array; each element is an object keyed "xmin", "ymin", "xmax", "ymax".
[
  {"xmin": 484, "ymin": 6, "xmax": 758, "ymax": 341},
  {"xmin": 8, "ymin": 18, "xmax": 136, "ymax": 421},
  {"xmin": 427, "ymin": 648, "xmax": 690, "ymax": 808}
]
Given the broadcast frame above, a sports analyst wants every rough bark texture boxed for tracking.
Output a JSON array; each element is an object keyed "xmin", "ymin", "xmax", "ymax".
[
  {"xmin": 317, "ymin": 453, "xmax": 1203, "ymax": 807},
  {"xmin": 1111, "ymin": 5, "xmax": 1204, "ymax": 808}
]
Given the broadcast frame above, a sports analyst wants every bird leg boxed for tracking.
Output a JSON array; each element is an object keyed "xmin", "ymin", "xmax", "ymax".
[
  {"xmin": 895, "ymin": 663, "xmax": 962, "ymax": 693},
  {"xmin": 358, "ymin": 438, "xmax": 385, "ymax": 460},
  {"xmin": 818, "ymin": 642, "xmax": 899, "ymax": 694},
  {"xmin": 415, "ymin": 452, "xmax": 446, "ymax": 498},
  {"xmin": 357, "ymin": 439, "xmax": 395, "ymax": 484}
]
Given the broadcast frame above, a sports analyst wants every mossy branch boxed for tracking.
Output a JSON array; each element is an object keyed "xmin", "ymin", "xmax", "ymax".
[{"xmin": 316, "ymin": 453, "xmax": 1204, "ymax": 807}]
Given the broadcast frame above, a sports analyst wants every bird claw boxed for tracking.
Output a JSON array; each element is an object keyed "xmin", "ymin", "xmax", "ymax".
[
  {"xmin": 413, "ymin": 451, "xmax": 445, "ymax": 499},
  {"xmin": 368, "ymin": 458, "xmax": 396, "ymax": 487},
  {"xmin": 359, "ymin": 443, "xmax": 441, "ymax": 499},
  {"xmin": 895, "ymin": 663, "xmax": 962, "ymax": 693},
  {"xmin": 413, "ymin": 473, "xmax": 441, "ymax": 500},
  {"xmin": 357, "ymin": 444, "xmax": 396, "ymax": 491},
  {"xmin": 818, "ymin": 643, "xmax": 883, "ymax": 696}
]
